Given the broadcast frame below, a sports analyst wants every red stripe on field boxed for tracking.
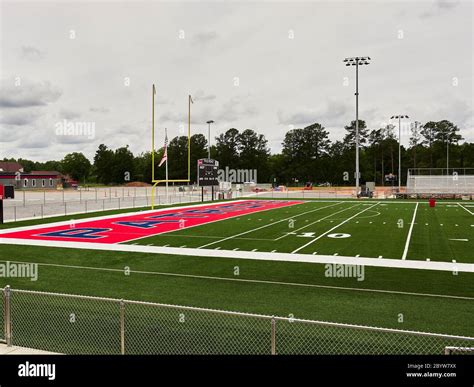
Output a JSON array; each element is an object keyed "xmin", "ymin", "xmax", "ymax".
[{"xmin": 0, "ymin": 200, "xmax": 303, "ymax": 244}]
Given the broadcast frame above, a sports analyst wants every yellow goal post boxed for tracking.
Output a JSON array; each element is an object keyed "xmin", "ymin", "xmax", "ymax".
[{"xmin": 151, "ymin": 85, "xmax": 193, "ymax": 208}]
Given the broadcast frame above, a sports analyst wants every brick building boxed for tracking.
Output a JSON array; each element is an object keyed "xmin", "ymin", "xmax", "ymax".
[{"xmin": 0, "ymin": 162, "xmax": 62, "ymax": 189}]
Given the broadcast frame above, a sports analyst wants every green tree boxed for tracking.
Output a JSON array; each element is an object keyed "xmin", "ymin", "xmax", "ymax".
[
  {"xmin": 281, "ymin": 123, "xmax": 331, "ymax": 183},
  {"xmin": 167, "ymin": 136, "xmax": 188, "ymax": 181},
  {"xmin": 190, "ymin": 134, "xmax": 209, "ymax": 182},
  {"xmin": 238, "ymin": 129, "xmax": 270, "ymax": 178},
  {"xmin": 93, "ymin": 144, "xmax": 115, "ymax": 184},
  {"xmin": 409, "ymin": 122, "xmax": 423, "ymax": 169},
  {"xmin": 62, "ymin": 152, "xmax": 91, "ymax": 182},
  {"xmin": 421, "ymin": 121, "xmax": 437, "ymax": 167},
  {"xmin": 368, "ymin": 129, "xmax": 385, "ymax": 184},
  {"xmin": 112, "ymin": 145, "xmax": 135, "ymax": 183},
  {"xmin": 343, "ymin": 120, "xmax": 369, "ymax": 148},
  {"xmin": 215, "ymin": 128, "xmax": 240, "ymax": 169}
]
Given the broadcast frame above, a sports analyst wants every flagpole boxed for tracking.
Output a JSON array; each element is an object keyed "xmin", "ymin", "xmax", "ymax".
[{"xmin": 165, "ymin": 128, "xmax": 169, "ymax": 204}]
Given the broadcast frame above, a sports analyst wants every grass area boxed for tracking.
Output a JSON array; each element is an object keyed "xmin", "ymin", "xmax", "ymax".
[{"xmin": 0, "ymin": 244, "xmax": 472, "ymax": 336}]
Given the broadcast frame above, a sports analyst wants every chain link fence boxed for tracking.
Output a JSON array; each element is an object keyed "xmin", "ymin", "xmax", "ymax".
[
  {"xmin": 1, "ymin": 286, "xmax": 473, "ymax": 355},
  {"xmin": 0, "ymin": 290, "xmax": 4, "ymax": 343},
  {"xmin": 2, "ymin": 192, "xmax": 227, "ymax": 223}
]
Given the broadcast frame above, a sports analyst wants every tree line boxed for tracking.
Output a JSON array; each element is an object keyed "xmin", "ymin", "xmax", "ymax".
[{"xmin": 4, "ymin": 119, "xmax": 474, "ymax": 186}]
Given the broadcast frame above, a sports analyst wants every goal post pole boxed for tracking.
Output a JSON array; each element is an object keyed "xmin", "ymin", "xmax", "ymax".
[{"xmin": 150, "ymin": 87, "xmax": 193, "ymax": 209}]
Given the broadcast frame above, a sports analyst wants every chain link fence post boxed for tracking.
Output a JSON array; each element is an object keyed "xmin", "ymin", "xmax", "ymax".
[
  {"xmin": 120, "ymin": 300, "xmax": 125, "ymax": 355},
  {"xmin": 271, "ymin": 317, "xmax": 276, "ymax": 355},
  {"xmin": 4, "ymin": 285, "xmax": 12, "ymax": 347}
]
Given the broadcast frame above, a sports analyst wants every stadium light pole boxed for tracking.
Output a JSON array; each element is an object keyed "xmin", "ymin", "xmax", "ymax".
[
  {"xmin": 446, "ymin": 132, "xmax": 450, "ymax": 173},
  {"xmin": 390, "ymin": 115, "xmax": 409, "ymax": 191},
  {"xmin": 343, "ymin": 56, "xmax": 371, "ymax": 195},
  {"xmin": 206, "ymin": 120, "xmax": 214, "ymax": 159}
]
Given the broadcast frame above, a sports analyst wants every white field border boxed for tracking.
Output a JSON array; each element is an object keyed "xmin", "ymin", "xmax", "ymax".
[
  {"xmin": 1, "ymin": 237, "xmax": 472, "ymax": 273},
  {"xmin": 402, "ymin": 202, "xmax": 419, "ymax": 260}
]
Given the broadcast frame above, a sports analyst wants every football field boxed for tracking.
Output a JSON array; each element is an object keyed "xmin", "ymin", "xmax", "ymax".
[{"xmin": 0, "ymin": 198, "xmax": 473, "ymax": 345}]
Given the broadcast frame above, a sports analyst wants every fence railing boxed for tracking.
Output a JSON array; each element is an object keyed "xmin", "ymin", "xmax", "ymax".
[
  {"xmin": 2, "ymin": 191, "xmax": 241, "ymax": 223},
  {"xmin": 1, "ymin": 286, "xmax": 473, "ymax": 355}
]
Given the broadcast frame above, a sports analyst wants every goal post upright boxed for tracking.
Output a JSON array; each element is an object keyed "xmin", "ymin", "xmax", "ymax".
[{"xmin": 151, "ymin": 85, "xmax": 193, "ymax": 209}]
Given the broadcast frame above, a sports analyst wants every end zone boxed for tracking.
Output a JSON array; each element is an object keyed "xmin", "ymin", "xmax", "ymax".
[{"xmin": 0, "ymin": 200, "xmax": 303, "ymax": 244}]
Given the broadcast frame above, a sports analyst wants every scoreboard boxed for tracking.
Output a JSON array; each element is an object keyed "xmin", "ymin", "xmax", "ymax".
[{"xmin": 197, "ymin": 159, "xmax": 219, "ymax": 186}]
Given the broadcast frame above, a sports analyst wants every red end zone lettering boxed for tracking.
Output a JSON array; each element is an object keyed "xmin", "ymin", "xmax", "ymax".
[{"xmin": 0, "ymin": 200, "xmax": 302, "ymax": 244}]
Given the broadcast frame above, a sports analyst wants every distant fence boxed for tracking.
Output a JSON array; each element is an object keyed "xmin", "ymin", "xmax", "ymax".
[
  {"xmin": 2, "ymin": 188, "xmax": 239, "ymax": 222},
  {"xmin": 252, "ymin": 188, "xmax": 397, "ymax": 199},
  {"xmin": 1, "ymin": 286, "xmax": 473, "ymax": 355}
]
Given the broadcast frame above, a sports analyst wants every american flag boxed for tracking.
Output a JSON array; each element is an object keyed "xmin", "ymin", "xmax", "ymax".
[{"xmin": 158, "ymin": 130, "xmax": 168, "ymax": 167}]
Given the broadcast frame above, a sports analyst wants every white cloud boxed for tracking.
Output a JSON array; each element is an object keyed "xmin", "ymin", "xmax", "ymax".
[
  {"xmin": 0, "ymin": 79, "xmax": 61, "ymax": 108},
  {"xmin": 0, "ymin": 0, "xmax": 471, "ymax": 160}
]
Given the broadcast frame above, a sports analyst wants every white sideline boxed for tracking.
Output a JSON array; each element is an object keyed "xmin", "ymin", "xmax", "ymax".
[
  {"xmin": 402, "ymin": 202, "xmax": 419, "ymax": 260},
  {"xmin": 1, "ymin": 237, "xmax": 472, "ymax": 273},
  {"xmin": 291, "ymin": 202, "xmax": 380, "ymax": 254}
]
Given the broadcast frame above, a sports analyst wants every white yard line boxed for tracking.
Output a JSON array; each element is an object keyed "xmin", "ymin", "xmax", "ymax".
[
  {"xmin": 274, "ymin": 203, "xmax": 361, "ymax": 241},
  {"xmin": 1, "ymin": 259, "xmax": 471, "ymax": 301},
  {"xmin": 458, "ymin": 203, "xmax": 474, "ymax": 215},
  {"xmin": 3, "ymin": 237, "xmax": 472, "ymax": 273},
  {"xmin": 197, "ymin": 201, "xmax": 343, "ymax": 249},
  {"xmin": 401, "ymin": 202, "xmax": 419, "ymax": 260},
  {"xmin": 291, "ymin": 203, "xmax": 380, "ymax": 254}
]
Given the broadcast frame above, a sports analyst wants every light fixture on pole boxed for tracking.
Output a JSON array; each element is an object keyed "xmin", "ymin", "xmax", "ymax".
[
  {"xmin": 343, "ymin": 56, "xmax": 371, "ymax": 196},
  {"xmin": 390, "ymin": 115, "xmax": 409, "ymax": 191},
  {"xmin": 206, "ymin": 120, "xmax": 214, "ymax": 159}
]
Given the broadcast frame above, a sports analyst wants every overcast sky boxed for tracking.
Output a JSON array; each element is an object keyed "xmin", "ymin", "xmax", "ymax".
[{"xmin": 0, "ymin": 0, "xmax": 472, "ymax": 162}]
